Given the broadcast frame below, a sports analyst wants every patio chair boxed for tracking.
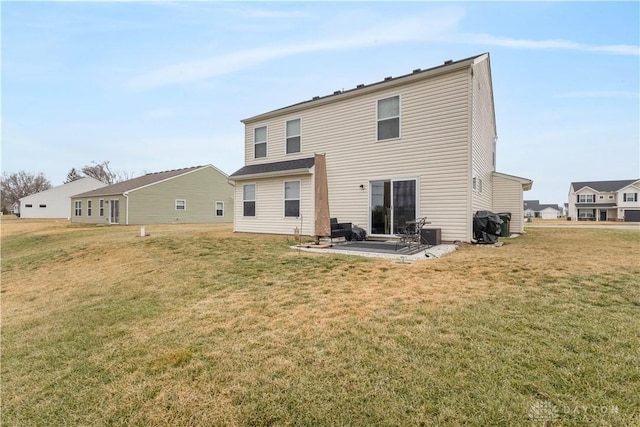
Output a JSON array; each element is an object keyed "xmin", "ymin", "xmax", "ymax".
[{"xmin": 395, "ymin": 216, "xmax": 430, "ymax": 252}]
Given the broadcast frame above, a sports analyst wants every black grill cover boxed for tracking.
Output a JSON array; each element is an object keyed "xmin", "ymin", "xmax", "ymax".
[{"xmin": 473, "ymin": 211, "xmax": 504, "ymax": 244}]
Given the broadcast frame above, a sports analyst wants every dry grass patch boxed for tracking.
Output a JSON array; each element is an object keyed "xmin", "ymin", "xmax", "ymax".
[{"xmin": 2, "ymin": 219, "xmax": 639, "ymax": 425}]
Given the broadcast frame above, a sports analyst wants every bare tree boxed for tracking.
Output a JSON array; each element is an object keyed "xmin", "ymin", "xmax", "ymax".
[
  {"xmin": 1, "ymin": 171, "xmax": 52, "ymax": 208},
  {"xmin": 81, "ymin": 160, "xmax": 119, "ymax": 185},
  {"xmin": 65, "ymin": 168, "xmax": 84, "ymax": 183}
]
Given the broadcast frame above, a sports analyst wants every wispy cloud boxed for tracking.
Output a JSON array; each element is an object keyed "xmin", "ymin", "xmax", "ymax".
[
  {"xmin": 125, "ymin": 8, "xmax": 465, "ymax": 90},
  {"xmin": 125, "ymin": 6, "xmax": 640, "ymax": 91},
  {"xmin": 456, "ymin": 33, "xmax": 640, "ymax": 56},
  {"xmin": 228, "ymin": 7, "xmax": 312, "ymax": 20},
  {"xmin": 555, "ymin": 90, "xmax": 639, "ymax": 99}
]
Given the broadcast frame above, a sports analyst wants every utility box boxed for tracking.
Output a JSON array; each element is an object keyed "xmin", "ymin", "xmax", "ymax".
[{"xmin": 420, "ymin": 228, "xmax": 442, "ymax": 246}]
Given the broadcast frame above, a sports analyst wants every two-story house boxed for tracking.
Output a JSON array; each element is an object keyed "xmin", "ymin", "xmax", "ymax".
[
  {"xmin": 568, "ymin": 179, "xmax": 640, "ymax": 221},
  {"xmin": 229, "ymin": 53, "xmax": 532, "ymax": 243}
]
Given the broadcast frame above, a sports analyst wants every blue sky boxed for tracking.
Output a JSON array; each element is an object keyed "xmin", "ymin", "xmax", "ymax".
[{"xmin": 2, "ymin": 1, "xmax": 638, "ymax": 207}]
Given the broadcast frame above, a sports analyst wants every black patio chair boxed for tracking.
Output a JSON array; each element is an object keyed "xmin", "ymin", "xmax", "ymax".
[{"xmin": 395, "ymin": 216, "xmax": 430, "ymax": 252}]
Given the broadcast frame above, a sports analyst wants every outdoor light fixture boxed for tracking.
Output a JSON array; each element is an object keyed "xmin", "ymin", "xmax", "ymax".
[{"xmin": 359, "ymin": 184, "xmax": 364, "ymax": 190}]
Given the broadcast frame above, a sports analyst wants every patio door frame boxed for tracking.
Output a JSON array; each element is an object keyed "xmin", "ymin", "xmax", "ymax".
[
  {"xmin": 109, "ymin": 199, "xmax": 120, "ymax": 224},
  {"xmin": 368, "ymin": 177, "xmax": 419, "ymax": 237}
]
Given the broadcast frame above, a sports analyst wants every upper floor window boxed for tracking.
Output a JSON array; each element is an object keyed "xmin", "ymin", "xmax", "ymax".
[
  {"xmin": 39, "ymin": 204, "xmax": 47, "ymax": 208},
  {"xmin": 243, "ymin": 184, "xmax": 256, "ymax": 217},
  {"xmin": 623, "ymin": 192, "xmax": 638, "ymax": 202},
  {"xmin": 175, "ymin": 199, "xmax": 186, "ymax": 210},
  {"xmin": 377, "ymin": 95, "xmax": 400, "ymax": 140},
  {"xmin": 215, "ymin": 201, "xmax": 224, "ymax": 217},
  {"xmin": 25, "ymin": 204, "xmax": 33, "ymax": 208},
  {"xmin": 608, "ymin": 195, "xmax": 614, "ymax": 200},
  {"xmin": 254, "ymin": 126, "xmax": 267, "ymax": 158},
  {"xmin": 578, "ymin": 194, "xmax": 595, "ymax": 203},
  {"xmin": 598, "ymin": 195, "xmax": 604, "ymax": 200},
  {"xmin": 286, "ymin": 119, "xmax": 301, "ymax": 154},
  {"xmin": 74, "ymin": 200, "xmax": 82, "ymax": 216},
  {"xmin": 284, "ymin": 180, "xmax": 300, "ymax": 217}
]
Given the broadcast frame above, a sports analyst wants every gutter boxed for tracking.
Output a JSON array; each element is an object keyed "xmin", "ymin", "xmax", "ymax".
[{"xmin": 227, "ymin": 168, "xmax": 313, "ymax": 183}]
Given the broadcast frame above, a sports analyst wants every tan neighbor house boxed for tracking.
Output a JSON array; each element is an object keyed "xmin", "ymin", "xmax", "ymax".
[
  {"xmin": 229, "ymin": 53, "xmax": 532, "ymax": 243},
  {"xmin": 71, "ymin": 165, "xmax": 234, "ymax": 225},
  {"xmin": 567, "ymin": 179, "xmax": 640, "ymax": 221}
]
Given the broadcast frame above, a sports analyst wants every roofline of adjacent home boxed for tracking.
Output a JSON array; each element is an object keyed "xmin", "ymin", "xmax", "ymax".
[
  {"xmin": 241, "ymin": 53, "xmax": 488, "ymax": 124},
  {"xmin": 570, "ymin": 179, "xmax": 640, "ymax": 193},
  {"xmin": 493, "ymin": 171, "xmax": 533, "ymax": 191},
  {"xmin": 19, "ymin": 176, "xmax": 107, "ymax": 202},
  {"xmin": 570, "ymin": 185, "xmax": 599, "ymax": 194},
  {"xmin": 123, "ymin": 164, "xmax": 219, "ymax": 196},
  {"xmin": 72, "ymin": 164, "xmax": 223, "ymax": 198}
]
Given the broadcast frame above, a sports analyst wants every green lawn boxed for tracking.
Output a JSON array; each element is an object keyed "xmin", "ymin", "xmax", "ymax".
[{"xmin": 1, "ymin": 220, "xmax": 639, "ymax": 426}]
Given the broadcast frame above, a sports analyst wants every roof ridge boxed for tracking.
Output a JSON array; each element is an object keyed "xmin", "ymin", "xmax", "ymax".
[{"xmin": 145, "ymin": 165, "xmax": 206, "ymax": 176}]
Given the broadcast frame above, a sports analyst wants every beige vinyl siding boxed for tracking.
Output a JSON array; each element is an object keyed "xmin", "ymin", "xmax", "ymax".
[
  {"xmin": 127, "ymin": 167, "xmax": 233, "ymax": 224},
  {"xmin": 471, "ymin": 58, "xmax": 495, "ymax": 215},
  {"xmin": 492, "ymin": 174, "xmax": 525, "ymax": 233},
  {"xmin": 233, "ymin": 174, "xmax": 314, "ymax": 235},
  {"xmin": 241, "ymin": 68, "xmax": 473, "ymax": 242}
]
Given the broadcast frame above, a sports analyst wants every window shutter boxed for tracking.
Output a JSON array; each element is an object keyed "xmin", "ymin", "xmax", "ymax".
[
  {"xmin": 577, "ymin": 195, "xmax": 580, "ymax": 203},
  {"xmin": 624, "ymin": 194, "xmax": 627, "ymax": 202}
]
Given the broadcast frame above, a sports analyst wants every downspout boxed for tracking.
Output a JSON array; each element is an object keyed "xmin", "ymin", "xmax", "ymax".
[
  {"xmin": 467, "ymin": 65, "xmax": 475, "ymax": 243},
  {"xmin": 124, "ymin": 191, "xmax": 129, "ymax": 225}
]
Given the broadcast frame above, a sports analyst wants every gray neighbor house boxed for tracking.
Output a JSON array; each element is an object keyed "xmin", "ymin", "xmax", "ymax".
[{"xmin": 71, "ymin": 165, "xmax": 234, "ymax": 225}]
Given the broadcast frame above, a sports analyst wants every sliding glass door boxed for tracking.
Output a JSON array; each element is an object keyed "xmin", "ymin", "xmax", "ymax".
[
  {"xmin": 109, "ymin": 199, "xmax": 120, "ymax": 224},
  {"xmin": 370, "ymin": 179, "xmax": 416, "ymax": 235}
]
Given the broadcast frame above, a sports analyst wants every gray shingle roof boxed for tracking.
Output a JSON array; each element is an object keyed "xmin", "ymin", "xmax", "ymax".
[
  {"xmin": 73, "ymin": 165, "xmax": 209, "ymax": 198},
  {"xmin": 524, "ymin": 200, "xmax": 561, "ymax": 211},
  {"xmin": 571, "ymin": 179, "xmax": 639, "ymax": 193},
  {"xmin": 229, "ymin": 157, "xmax": 315, "ymax": 179}
]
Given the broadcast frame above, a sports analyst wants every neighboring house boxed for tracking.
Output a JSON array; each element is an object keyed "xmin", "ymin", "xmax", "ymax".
[
  {"xmin": 229, "ymin": 53, "xmax": 532, "ymax": 242},
  {"xmin": 10, "ymin": 202, "xmax": 20, "ymax": 216},
  {"xmin": 523, "ymin": 200, "xmax": 562, "ymax": 219},
  {"xmin": 568, "ymin": 179, "xmax": 640, "ymax": 221},
  {"xmin": 71, "ymin": 165, "xmax": 234, "ymax": 225},
  {"xmin": 19, "ymin": 177, "xmax": 107, "ymax": 219}
]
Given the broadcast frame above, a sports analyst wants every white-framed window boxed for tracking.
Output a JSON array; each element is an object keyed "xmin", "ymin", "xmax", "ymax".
[
  {"xmin": 25, "ymin": 204, "xmax": 33, "ymax": 208},
  {"xmin": 284, "ymin": 180, "xmax": 301, "ymax": 217},
  {"xmin": 608, "ymin": 195, "xmax": 614, "ymax": 200},
  {"xmin": 377, "ymin": 95, "xmax": 400, "ymax": 140},
  {"xmin": 215, "ymin": 201, "xmax": 224, "ymax": 217},
  {"xmin": 578, "ymin": 209, "xmax": 596, "ymax": 218},
  {"xmin": 99, "ymin": 199, "xmax": 104, "ymax": 216},
  {"xmin": 473, "ymin": 177, "xmax": 483, "ymax": 193},
  {"xmin": 286, "ymin": 119, "xmax": 301, "ymax": 154},
  {"xmin": 243, "ymin": 184, "xmax": 256, "ymax": 217},
  {"xmin": 175, "ymin": 199, "xmax": 186, "ymax": 210},
  {"xmin": 254, "ymin": 126, "xmax": 267, "ymax": 159},
  {"xmin": 87, "ymin": 200, "xmax": 92, "ymax": 216},
  {"xmin": 598, "ymin": 195, "xmax": 604, "ymax": 200},
  {"xmin": 623, "ymin": 192, "xmax": 638, "ymax": 202},
  {"xmin": 578, "ymin": 194, "xmax": 595, "ymax": 203},
  {"xmin": 39, "ymin": 204, "xmax": 47, "ymax": 208},
  {"xmin": 74, "ymin": 200, "xmax": 82, "ymax": 216}
]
